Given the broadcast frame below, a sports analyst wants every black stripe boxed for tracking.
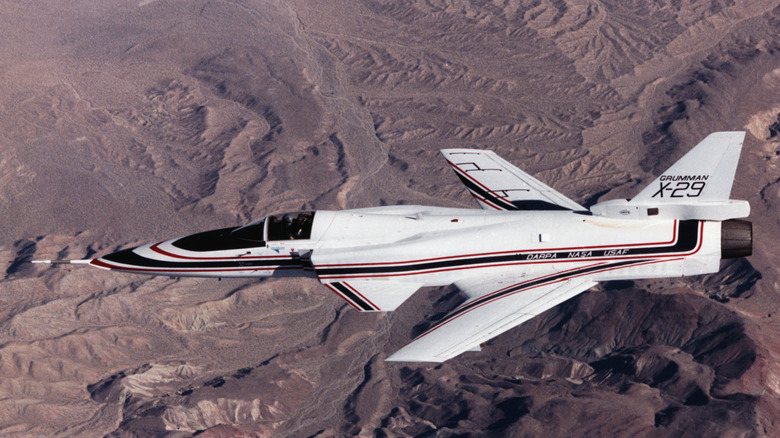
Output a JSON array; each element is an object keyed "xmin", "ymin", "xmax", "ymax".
[
  {"xmin": 317, "ymin": 221, "xmax": 700, "ymax": 278},
  {"xmin": 434, "ymin": 259, "xmax": 643, "ymax": 328},
  {"xmin": 331, "ymin": 282, "xmax": 374, "ymax": 311},
  {"xmin": 453, "ymin": 171, "xmax": 516, "ymax": 210},
  {"xmin": 510, "ymin": 200, "xmax": 572, "ymax": 211},
  {"xmin": 102, "ymin": 248, "xmax": 300, "ymax": 270},
  {"xmin": 453, "ymin": 170, "xmax": 571, "ymax": 211}
]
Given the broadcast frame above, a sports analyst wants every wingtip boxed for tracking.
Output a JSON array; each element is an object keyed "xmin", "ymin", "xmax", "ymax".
[
  {"xmin": 385, "ymin": 344, "xmax": 446, "ymax": 363},
  {"xmin": 705, "ymin": 131, "xmax": 746, "ymax": 141},
  {"xmin": 385, "ymin": 353, "xmax": 443, "ymax": 363},
  {"xmin": 440, "ymin": 148, "xmax": 487, "ymax": 156}
]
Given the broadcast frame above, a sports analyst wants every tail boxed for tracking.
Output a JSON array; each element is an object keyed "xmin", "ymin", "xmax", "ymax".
[{"xmin": 591, "ymin": 131, "xmax": 750, "ymax": 220}]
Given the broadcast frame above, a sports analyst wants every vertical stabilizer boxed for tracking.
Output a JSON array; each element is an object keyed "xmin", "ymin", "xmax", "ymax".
[
  {"xmin": 631, "ymin": 131, "xmax": 745, "ymax": 203},
  {"xmin": 591, "ymin": 132, "xmax": 750, "ymax": 220}
]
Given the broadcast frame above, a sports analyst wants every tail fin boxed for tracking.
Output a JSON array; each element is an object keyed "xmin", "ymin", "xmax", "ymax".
[
  {"xmin": 631, "ymin": 131, "xmax": 745, "ymax": 203},
  {"xmin": 591, "ymin": 132, "xmax": 750, "ymax": 220}
]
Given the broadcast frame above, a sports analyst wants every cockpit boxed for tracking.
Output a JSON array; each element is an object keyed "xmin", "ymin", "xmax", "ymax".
[
  {"xmin": 230, "ymin": 211, "xmax": 316, "ymax": 244},
  {"xmin": 170, "ymin": 211, "xmax": 317, "ymax": 253},
  {"xmin": 266, "ymin": 211, "xmax": 316, "ymax": 241}
]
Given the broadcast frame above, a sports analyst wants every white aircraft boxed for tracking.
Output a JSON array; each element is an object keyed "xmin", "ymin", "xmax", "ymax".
[{"xmin": 72, "ymin": 132, "xmax": 752, "ymax": 362}]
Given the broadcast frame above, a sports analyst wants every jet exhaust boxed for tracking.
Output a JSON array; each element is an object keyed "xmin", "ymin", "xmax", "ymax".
[{"xmin": 721, "ymin": 219, "xmax": 752, "ymax": 259}]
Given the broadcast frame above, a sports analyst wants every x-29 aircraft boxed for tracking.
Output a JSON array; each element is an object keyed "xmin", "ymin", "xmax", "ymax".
[{"xmin": 88, "ymin": 132, "xmax": 752, "ymax": 362}]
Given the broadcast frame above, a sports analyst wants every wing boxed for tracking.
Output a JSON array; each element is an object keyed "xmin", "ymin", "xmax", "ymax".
[
  {"xmin": 441, "ymin": 149, "xmax": 585, "ymax": 211},
  {"xmin": 386, "ymin": 277, "xmax": 596, "ymax": 362}
]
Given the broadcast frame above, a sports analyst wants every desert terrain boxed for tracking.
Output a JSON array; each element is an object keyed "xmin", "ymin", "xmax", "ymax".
[{"xmin": 2, "ymin": 0, "xmax": 780, "ymax": 436}]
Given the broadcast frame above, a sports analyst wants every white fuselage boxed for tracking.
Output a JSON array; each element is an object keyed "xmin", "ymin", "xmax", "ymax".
[
  {"xmin": 91, "ymin": 206, "xmax": 721, "ymax": 290},
  {"xmin": 84, "ymin": 132, "xmax": 752, "ymax": 362}
]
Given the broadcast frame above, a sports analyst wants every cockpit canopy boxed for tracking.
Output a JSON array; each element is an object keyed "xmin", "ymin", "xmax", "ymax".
[
  {"xmin": 229, "ymin": 220, "xmax": 266, "ymax": 244},
  {"xmin": 229, "ymin": 210, "xmax": 316, "ymax": 244},
  {"xmin": 266, "ymin": 211, "xmax": 315, "ymax": 241},
  {"xmin": 170, "ymin": 211, "xmax": 316, "ymax": 253}
]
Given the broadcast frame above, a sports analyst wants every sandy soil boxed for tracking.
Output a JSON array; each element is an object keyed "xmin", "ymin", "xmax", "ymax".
[{"xmin": 1, "ymin": 0, "xmax": 780, "ymax": 436}]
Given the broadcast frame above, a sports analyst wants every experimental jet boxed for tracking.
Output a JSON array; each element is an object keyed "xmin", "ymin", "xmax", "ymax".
[{"xmin": 67, "ymin": 132, "xmax": 752, "ymax": 362}]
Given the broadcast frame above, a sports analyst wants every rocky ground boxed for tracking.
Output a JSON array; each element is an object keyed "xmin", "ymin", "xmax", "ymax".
[{"xmin": 1, "ymin": 0, "xmax": 780, "ymax": 436}]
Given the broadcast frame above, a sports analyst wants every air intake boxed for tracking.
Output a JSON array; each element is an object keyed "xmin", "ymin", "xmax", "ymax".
[{"xmin": 721, "ymin": 219, "xmax": 752, "ymax": 259}]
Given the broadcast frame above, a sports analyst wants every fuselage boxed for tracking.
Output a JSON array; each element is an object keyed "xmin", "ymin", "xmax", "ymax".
[
  {"xmin": 91, "ymin": 206, "xmax": 722, "ymax": 288},
  {"xmin": 82, "ymin": 133, "xmax": 754, "ymax": 362}
]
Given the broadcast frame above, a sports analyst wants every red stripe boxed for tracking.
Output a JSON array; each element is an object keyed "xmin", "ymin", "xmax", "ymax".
[
  {"xmin": 317, "ymin": 221, "xmax": 702, "ymax": 280},
  {"xmin": 323, "ymin": 283, "xmax": 362, "ymax": 311},
  {"xmin": 318, "ymin": 256, "xmax": 636, "ymax": 280},
  {"xmin": 411, "ymin": 257, "xmax": 682, "ymax": 344},
  {"xmin": 468, "ymin": 191, "xmax": 504, "ymax": 210},
  {"xmin": 150, "ymin": 242, "xmax": 292, "ymax": 261},
  {"xmin": 89, "ymin": 258, "xmax": 296, "ymax": 274},
  {"xmin": 453, "ymin": 261, "xmax": 608, "ymax": 309},
  {"xmin": 318, "ymin": 244, "xmax": 697, "ymax": 280},
  {"xmin": 448, "ymin": 159, "xmax": 513, "ymax": 209}
]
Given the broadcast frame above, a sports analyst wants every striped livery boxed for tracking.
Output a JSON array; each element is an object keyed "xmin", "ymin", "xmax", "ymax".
[{"xmin": 88, "ymin": 132, "xmax": 751, "ymax": 362}]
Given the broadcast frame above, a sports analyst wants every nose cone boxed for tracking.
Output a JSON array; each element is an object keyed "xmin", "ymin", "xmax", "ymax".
[
  {"xmin": 89, "ymin": 229, "xmax": 301, "ymax": 278},
  {"xmin": 90, "ymin": 240, "xmax": 244, "ymax": 277},
  {"xmin": 90, "ymin": 243, "xmax": 169, "ymax": 275}
]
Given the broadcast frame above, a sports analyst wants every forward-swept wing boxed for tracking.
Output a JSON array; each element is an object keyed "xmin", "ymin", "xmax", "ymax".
[
  {"xmin": 441, "ymin": 149, "xmax": 585, "ymax": 211},
  {"xmin": 387, "ymin": 277, "xmax": 596, "ymax": 362}
]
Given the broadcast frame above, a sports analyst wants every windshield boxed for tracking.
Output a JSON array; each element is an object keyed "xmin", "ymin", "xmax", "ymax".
[
  {"xmin": 267, "ymin": 211, "xmax": 316, "ymax": 241},
  {"xmin": 229, "ymin": 220, "xmax": 266, "ymax": 243}
]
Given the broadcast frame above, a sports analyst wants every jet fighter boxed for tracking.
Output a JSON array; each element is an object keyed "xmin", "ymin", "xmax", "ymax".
[{"xmin": 77, "ymin": 132, "xmax": 752, "ymax": 362}]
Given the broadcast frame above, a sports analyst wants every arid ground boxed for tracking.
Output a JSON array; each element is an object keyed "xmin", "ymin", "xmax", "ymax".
[{"xmin": 2, "ymin": 1, "xmax": 780, "ymax": 436}]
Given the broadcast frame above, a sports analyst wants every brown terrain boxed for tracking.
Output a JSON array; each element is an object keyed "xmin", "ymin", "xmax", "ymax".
[{"xmin": 1, "ymin": 0, "xmax": 780, "ymax": 436}]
